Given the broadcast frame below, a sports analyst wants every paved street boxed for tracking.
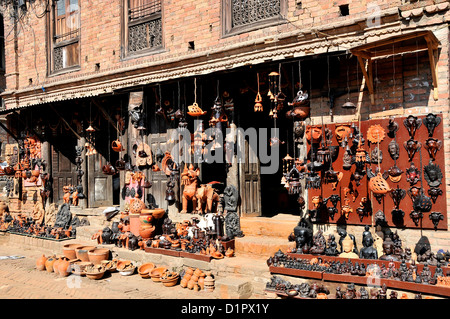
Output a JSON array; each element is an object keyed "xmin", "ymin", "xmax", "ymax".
[{"xmin": 0, "ymin": 243, "xmax": 224, "ymax": 299}]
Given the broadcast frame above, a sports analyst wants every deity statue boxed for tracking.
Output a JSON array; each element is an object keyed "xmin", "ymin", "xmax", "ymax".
[
  {"xmin": 309, "ymin": 229, "xmax": 326, "ymax": 255},
  {"xmin": 379, "ymin": 237, "xmax": 400, "ymax": 261},
  {"xmin": 359, "ymin": 229, "xmax": 378, "ymax": 259},
  {"xmin": 339, "ymin": 234, "xmax": 359, "ymax": 259}
]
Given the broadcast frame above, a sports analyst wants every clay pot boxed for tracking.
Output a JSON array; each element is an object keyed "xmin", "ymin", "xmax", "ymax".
[
  {"xmin": 193, "ymin": 268, "xmax": 203, "ymax": 277},
  {"xmin": 180, "ymin": 278, "xmax": 188, "ymax": 288},
  {"xmin": 161, "ymin": 272, "xmax": 179, "ymax": 287},
  {"xmin": 139, "ymin": 225, "xmax": 155, "ymax": 239},
  {"xmin": 101, "ymin": 259, "xmax": 118, "ymax": 272},
  {"xmin": 53, "ymin": 257, "xmax": 62, "ymax": 275},
  {"xmin": 129, "ymin": 195, "xmax": 146, "ymax": 214},
  {"xmin": 204, "ymin": 272, "xmax": 215, "ymax": 292},
  {"xmin": 88, "ymin": 248, "xmax": 110, "ymax": 265},
  {"xmin": 62, "ymin": 243, "xmax": 84, "ymax": 260},
  {"xmin": 185, "ymin": 267, "xmax": 194, "ymax": 276},
  {"xmin": 117, "ymin": 260, "xmax": 133, "ymax": 271},
  {"xmin": 111, "ymin": 140, "xmax": 124, "ymax": 152},
  {"xmin": 139, "ymin": 211, "xmax": 154, "ymax": 225},
  {"xmin": 151, "ymin": 208, "xmax": 166, "ymax": 219},
  {"xmin": 75, "ymin": 246, "xmax": 96, "ymax": 262},
  {"xmin": 58, "ymin": 257, "xmax": 71, "ymax": 277},
  {"xmin": 72, "ymin": 261, "xmax": 93, "ymax": 276},
  {"xmin": 138, "ymin": 263, "xmax": 156, "ymax": 278},
  {"xmin": 316, "ymin": 293, "xmax": 328, "ymax": 299},
  {"xmin": 36, "ymin": 254, "xmax": 47, "ymax": 271},
  {"xmin": 187, "ymin": 279, "xmax": 196, "ymax": 290},
  {"xmin": 198, "ymin": 273, "xmax": 205, "ymax": 290},
  {"xmin": 150, "ymin": 267, "xmax": 168, "ymax": 282},
  {"xmin": 86, "ymin": 270, "xmax": 105, "ymax": 280}
]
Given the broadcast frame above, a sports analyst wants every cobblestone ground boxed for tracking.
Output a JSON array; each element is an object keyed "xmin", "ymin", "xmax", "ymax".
[{"xmin": 0, "ymin": 244, "xmax": 222, "ymax": 299}]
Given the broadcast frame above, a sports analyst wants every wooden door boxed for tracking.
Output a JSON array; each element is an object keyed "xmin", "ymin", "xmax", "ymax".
[
  {"xmin": 239, "ymin": 138, "xmax": 261, "ymax": 216},
  {"xmin": 51, "ymin": 145, "xmax": 77, "ymax": 204},
  {"xmin": 87, "ymin": 151, "xmax": 113, "ymax": 207},
  {"xmin": 147, "ymin": 132, "xmax": 169, "ymax": 210}
]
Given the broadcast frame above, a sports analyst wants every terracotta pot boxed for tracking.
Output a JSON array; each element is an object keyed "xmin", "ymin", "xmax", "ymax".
[
  {"xmin": 75, "ymin": 246, "xmax": 96, "ymax": 262},
  {"xmin": 139, "ymin": 211, "xmax": 154, "ymax": 225},
  {"xmin": 62, "ymin": 243, "xmax": 84, "ymax": 260},
  {"xmin": 45, "ymin": 256, "xmax": 56, "ymax": 273},
  {"xmin": 198, "ymin": 273, "xmax": 205, "ymax": 290},
  {"xmin": 180, "ymin": 278, "xmax": 188, "ymax": 288},
  {"xmin": 86, "ymin": 270, "xmax": 105, "ymax": 280},
  {"xmin": 193, "ymin": 268, "xmax": 202, "ymax": 277},
  {"xmin": 58, "ymin": 258, "xmax": 71, "ymax": 277},
  {"xmin": 151, "ymin": 208, "xmax": 166, "ymax": 219},
  {"xmin": 150, "ymin": 267, "xmax": 167, "ymax": 282},
  {"xmin": 119, "ymin": 266, "xmax": 136, "ymax": 276},
  {"xmin": 72, "ymin": 261, "xmax": 93, "ymax": 276},
  {"xmin": 53, "ymin": 257, "xmax": 62, "ymax": 275},
  {"xmin": 36, "ymin": 254, "xmax": 47, "ymax": 271},
  {"xmin": 129, "ymin": 195, "xmax": 146, "ymax": 214},
  {"xmin": 138, "ymin": 263, "xmax": 156, "ymax": 278},
  {"xmin": 88, "ymin": 248, "xmax": 110, "ymax": 265},
  {"xmin": 117, "ymin": 260, "xmax": 133, "ymax": 271},
  {"xmin": 185, "ymin": 267, "xmax": 194, "ymax": 276},
  {"xmin": 316, "ymin": 293, "xmax": 328, "ymax": 299},
  {"xmin": 139, "ymin": 225, "xmax": 155, "ymax": 239},
  {"xmin": 187, "ymin": 279, "xmax": 196, "ymax": 290}
]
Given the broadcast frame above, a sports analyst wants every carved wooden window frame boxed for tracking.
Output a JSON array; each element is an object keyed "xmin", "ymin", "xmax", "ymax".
[
  {"xmin": 121, "ymin": 0, "xmax": 164, "ymax": 60},
  {"xmin": 221, "ymin": 0, "xmax": 287, "ymax": 37},
  {"xmin": 48, "ymin": 0, "xmax": 81, "ymax": 75}
]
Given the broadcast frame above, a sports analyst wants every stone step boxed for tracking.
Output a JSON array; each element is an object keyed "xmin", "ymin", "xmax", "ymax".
[
  {"xmin": 234, "ymin": 235, "xmax": 295, "ymax": 258},
  {"xmin": 239, "ymin": 214, "xmax": 298, "ymax": 239}
]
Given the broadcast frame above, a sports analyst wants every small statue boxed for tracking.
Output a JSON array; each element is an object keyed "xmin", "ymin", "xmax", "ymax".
[
  {"xmin": 288, "ymin": 218, "xmax": 313, "ymax": 254},
  {"xmin": 339, "ymin": 234, "xmax": 359, "ymax": 259},
  {"xmin": 359, "ymin": 287, "xmax": 369, "ymax": 299},
  {"xmin": 379, "ymin": 237, "xmax": 400, "ymax": 262},
  {"xmin": 338, "ymin": 229, "xmax": 358, "ymax": 254},
  {"xmin": 101, "ymin": 227, "xmax": 114, "ymax": 245},
  {"xmin": 309, "ymin": 229, "xmax": 326, "ymax": 255},
  {"xmin": 325, "ymin": 234, "xmax": 339, "ymax": 256},
  {"xmin": 359, "ymin": 229, "xmax": 378, "ymax": 259}
]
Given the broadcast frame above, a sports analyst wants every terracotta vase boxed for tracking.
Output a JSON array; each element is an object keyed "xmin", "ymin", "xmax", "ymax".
[
  {"xmin": 180, "ymin": 278, "xmax": 188, "ymax": 288},
  {"xmin": 45, "ymin": 256, "xmax": 56, "ymax": 273},
  {"xmin": 204, "ymin": 272, "xmax": 215, "ymax": 292},
  {"xmin": 36, "ymin": 254, "xmax": 47, "ymax": 271},
  {"xmin": 198, "ymin": 273, "xmax": 205, "ymax": 290},
  {"xmin": 53, "ymin": 257, "xmax": 62, "ymax": 275},
  {"xmin": 58, "ymin": 257, "xmax": 71, "ymax": 277},
  {"xmin": 187, "ymin": 279, "xmax": 196, "ymax": 290}
]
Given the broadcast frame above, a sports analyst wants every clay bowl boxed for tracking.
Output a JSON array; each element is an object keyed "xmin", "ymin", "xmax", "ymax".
[
  {"xmin": 62, "ymin": 243, "xmax": 84, "ymax": 260},
  {"xmin": 287, "ymin": 289, "xmax": 298, "ymax": 297},
  {"xmin": 75, "ymin": 246, "xmax": 96, "ymax": 262},
  {"xmin": 138, "ymin": 263, "xmax": 156, "ymax": 278},
  {"xmin": 86, "ymin": 270, "xmax": 106, "ymax": 280},
  {"xmin": 119, "ymin": 266, "xmax": 136, "ymax": 276},
  {"xmin": 150, "ymin": 267, "xmax": 168, "ymax": 282},
  {"xmin": 101, "ymin": 259, "xmax": 117, "ymax": 272},
  {"xmin": 71, "ymin": 261, "xmax": 93, "ymax": 276},
  {"xmin": 117, "ymin": 260, "xmax": 133, "ymax": 271},
  {"xmin": 151, "ymin": 208, "xmax": 166, "ymax": 219},
  {"xmin": 88, "ymin": 248, "xmax": 110, "ymax": 265},
  {"xmin": 161, "ymin": 272, "xmax": 179, "ymax": 287}
]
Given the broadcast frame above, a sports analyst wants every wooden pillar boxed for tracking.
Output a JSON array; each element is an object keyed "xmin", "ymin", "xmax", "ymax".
[{"xmin": 78, "ymin": 137, "xmax": 87, "ymax": 209}]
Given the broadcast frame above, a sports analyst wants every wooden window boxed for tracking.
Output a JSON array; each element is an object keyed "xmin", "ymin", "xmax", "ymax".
[
  {"xmin": 222, "ymin": 0, "xmax": 287, "ymax": 37},
  {"xmin": 123, "ymin": 0, "xmax": 163, "ymax": 57},
  {"xmin": 50, "ymin": 0, "xmax": 80, "ymax": 73}
]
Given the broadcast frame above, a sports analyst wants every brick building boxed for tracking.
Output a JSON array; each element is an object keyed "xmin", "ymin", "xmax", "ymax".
[{"xmin": 0, "ymin": 0, "xmax": 449, "ymax": 258}]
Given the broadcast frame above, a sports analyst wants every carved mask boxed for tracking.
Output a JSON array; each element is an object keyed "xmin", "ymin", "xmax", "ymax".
[
  {"xmin": 422, "ymin": 113, "xmax": 441, "ymax": 137},
  {"xmin": 305, "ymin": 126, "xmax": 322, "ymax": 144},
  {"xmin": 403, "ymin": 115, "xmax": 422, "ymax": 139},
  {"xmin": 403, "ymin": 139, "xmax": 421, "ymax": 162},
  {"xmin": 405, "ymin": 162, "xmax": 420, "ymax": 186},
  {"xmin": 424, "ymin": 138, "xmax": 441, "ymax": 161},
  {"xmin": 335, "ymin": 124, "xmax": 352, "ymax": 144}
]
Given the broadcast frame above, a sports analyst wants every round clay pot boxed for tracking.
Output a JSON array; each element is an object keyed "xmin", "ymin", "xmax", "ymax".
[
  {"xmin": 150, "ymin": 267, "xmax": 167, "ymax": 282},
  {"xmin": 180, "ymin": 278, "xmax": 188, "ymax": 288},
  {"xmin": 75, "ymin": 246, "xmax": 96, "ymax": 262},
  {"xmin": 88, "ymin": 248, "xmax": 110, "ymax": 265},
  {"xmin": 138, "ymin": 263, "xmax": 156, "ymax": 278},
  {"xmin": 139, "ymin": 209, "xmax": 154, "ymax": 223},
  {"xmin": 129, "ymin": 195, "xmax": 146, "ymax": 214},
  {"xmin": 45, "ymin": 256, "xmax": 56, "ymax": 273},
  {"xmin": 162, "ymin": 276, "xmax": 179, "ymax": 287},
  {"xmin": 139, "ymin": 225, "xmax": 155, "ymax": 239},
  {"xmin": 72, "ymin": 261, "xmax": 93, "ymax": 276},
  {"xmin": 151, "ymin": 208, "xmax": 166, "ymax": 219},
  {"xmin": 119, "ymin": 266, "xmax": 136, "ymax": 276},
  {"xmin": 53, "ymin": 257, "xmax": 62, "ymax": 275},
  {"xmin": 187, "ymin": 279, "xmax": 196, "ymax": 290},
  {"xmin": 58, "ymin": 258, "xmax": 71, "ymax": 277},
  {"xmin": 86, "ymin": 270, "xmax": 105, "ymax": 280},
  {"xmin": 193, "ymin": 268, "xmax": 202, "ymax": 277},
  {"xmin": 183, "ymin": 273, "xmax": 192, "ymax": 281},
  {"xmin": 316, "ymin": 293, "xmax": 328, "ymax": 299},
  {"xmin": 198, "ymin": 273, "xmax": 205, "ymax": 290},
  {"xmin": 185, "ymin": 267, "xmax": 194, "ymax": 276},
  {"xmin": 36, "ymin": 254, "xmax": 47, "ymax": 271},
  {"xmin": 62, "ymin": 243, "xmax": 84, "ymax": 260}
]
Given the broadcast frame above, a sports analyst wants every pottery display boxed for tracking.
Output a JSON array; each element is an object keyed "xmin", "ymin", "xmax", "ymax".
[
  {"xmin": 62, "ymin": 243, "xmax": 84, "ymax": 260},
  {"xmin": 88, "ymin": 248, "xmax": 110, "ymax": 265},
  {"xmin": 85, "ymin": 264, "xmax": 106, "ymax": 280},
  {"xmin": 150, "ymin": 267, "xmax": 168, "ymax": 282},
  {"xmin": 138, "ymin": 263, "xmax": 156, "ymax": 278},
  {"xmin": 75, "ymin": 246, "xmax": 96, "ymax": 262}
]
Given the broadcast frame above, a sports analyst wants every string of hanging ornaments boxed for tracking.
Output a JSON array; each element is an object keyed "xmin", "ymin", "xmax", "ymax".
[
  {"xmin": 188, "ymin": 77, "xmax": 207, "ymax": 117},
  {"xmin": 85, "ymin": 101, "xmax": 97, "ymax": 156}
]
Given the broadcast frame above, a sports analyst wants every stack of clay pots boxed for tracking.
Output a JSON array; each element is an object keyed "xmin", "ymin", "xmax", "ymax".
[
  {"xmin": 180, "ymin": 267, "xmax": 209, "ymax": 292},
  {"xmin": 36, "ymin": 254, "xmax": 72, "ymax": 277}
]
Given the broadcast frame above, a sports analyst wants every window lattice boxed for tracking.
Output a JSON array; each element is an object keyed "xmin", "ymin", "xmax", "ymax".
[
  {"xmin": 128, "ymin": 18, "xmax": 162, "ymax": 52},
  {"xmin": 231, "ymin": 0, "xmax": 281, "ymax": 28},
  {"xmin": 53, "ymin": 46, "xmax": 63, "ymax": 71}
]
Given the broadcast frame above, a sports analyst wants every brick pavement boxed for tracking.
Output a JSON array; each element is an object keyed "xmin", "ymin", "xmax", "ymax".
[{"xmin": 0, "ymin": 243, "xmax": 230, "ymax": 299}]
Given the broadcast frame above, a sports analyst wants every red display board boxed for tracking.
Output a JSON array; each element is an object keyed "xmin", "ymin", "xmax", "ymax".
[{"xmin": 306, "ymin": 114, "xmax": 447, "ymax": 230}]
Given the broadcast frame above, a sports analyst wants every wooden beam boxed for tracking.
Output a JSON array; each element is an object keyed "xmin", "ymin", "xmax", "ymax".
[
  {"xmin": 0, "ymin": 120, "xmax": 19, "ymax": 143},
  {"xmin": 425, "ymin": 35, "xmax": 439, "ymax": 101},
  {"xmin": 91, "ymin": 98, "xmax": 120, "ymax": 133},
  {"xmin": 356, "ymin": 56, "xmax": 375, "ymax": 105},
  {"xmin": 49, "ymin": 105, "xmax": 82, "ymax": 140}
]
